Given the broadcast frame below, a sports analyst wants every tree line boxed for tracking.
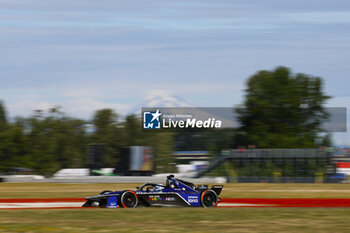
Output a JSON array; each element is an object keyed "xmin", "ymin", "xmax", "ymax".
[
  {"xmin": 0, "ymin": 105, "xmax": 175, "ymax": 175},
  {"xmin": 0, "ymin": 66, "xmax": 332, "ymax": 175}
]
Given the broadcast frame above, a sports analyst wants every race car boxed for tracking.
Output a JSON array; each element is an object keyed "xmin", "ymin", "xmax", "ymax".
[{"xmin": 82, "ymin": 175, "xmax": 223, "ymax": 208}]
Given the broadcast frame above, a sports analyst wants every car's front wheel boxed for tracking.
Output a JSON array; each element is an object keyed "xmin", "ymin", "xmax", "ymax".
[
  {"xmin": 200, "ymin": 190, "xmax": 218, "ymax": 208},
  {"xmin": 120, "ymin": 191, "xmax": 138, "ymax": 208}
]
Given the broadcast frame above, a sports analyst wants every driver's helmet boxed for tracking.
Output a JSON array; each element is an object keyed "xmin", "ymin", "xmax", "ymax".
[
  {"xmin": 154, "ymin": 184, "xmax": 164, "ymax": 192},
  {"xmin": 167, "ymin": 180, "xmax": 176, "ymax": 189}
]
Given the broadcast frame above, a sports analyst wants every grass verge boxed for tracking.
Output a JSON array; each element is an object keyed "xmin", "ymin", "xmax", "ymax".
[
  {"xmin": 1, "ymin": 183, "xmax": 350, "ymax": 198},
  {"xmin": 1, "ymin": 208, "xmax": 350, "ymax": 233}
]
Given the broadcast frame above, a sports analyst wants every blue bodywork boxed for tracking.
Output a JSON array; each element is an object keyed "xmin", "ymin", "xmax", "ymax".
[{"xmin": 83, "ymin": 175, "xmax": 222, "ymax": 208}]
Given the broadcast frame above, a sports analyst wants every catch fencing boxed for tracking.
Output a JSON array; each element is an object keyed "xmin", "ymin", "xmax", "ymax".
[{"xmin": 197, "ymin": 148, "xmax": 346, "ymax": 183}]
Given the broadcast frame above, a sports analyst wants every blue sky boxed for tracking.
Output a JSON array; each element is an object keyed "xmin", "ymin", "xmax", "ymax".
[{"xmin": 1, "ymin": 0, "xmax": 350, "ymax": 144}]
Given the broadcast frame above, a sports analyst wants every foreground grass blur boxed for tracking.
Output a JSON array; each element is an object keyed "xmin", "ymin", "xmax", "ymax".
[
  {"xmin": 1, "ymin": 208, "xmax": 350, "ymax": 233},
  {"xmin": 1, "ymin": 183, "xmax": 350, "ymax": 199},
  {"xmin": 1, "ymin": 183, "xmax": 350, "ymax": 232}
]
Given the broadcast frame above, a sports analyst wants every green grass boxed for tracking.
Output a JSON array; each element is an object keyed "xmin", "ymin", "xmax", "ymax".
[
  {"xmin": 1, "ymin": 183, "xmax": 350, "ymax": 198},
  {"xmin": 1, "ymin": 183, "xmax": 350, "ymax": 232},
  {"xmin": 1, "ymin": 208, "xmax": 350, "ymax": 233}
]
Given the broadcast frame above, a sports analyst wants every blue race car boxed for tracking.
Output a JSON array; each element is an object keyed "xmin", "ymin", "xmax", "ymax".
[{"xmin": 82, "ymin": 175, "xmax": 223, "ymax": 208}]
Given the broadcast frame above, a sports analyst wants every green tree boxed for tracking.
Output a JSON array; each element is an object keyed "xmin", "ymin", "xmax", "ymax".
[
  {"xmin": 0, "ymin": 101, "xmax": 31, "ymax": 173},
  {"xmin": 0, "ymin": 125, "xmax": 30, "ymax": 172},
  {"xmin": 0, "ymin": 100, "xmax": 8, "ymax": 131},
  {"xmin": 235, "ymin": 66, "xmax": 331, "ymax": 148},
  {"xmin": 93, "ymin": 109, "xmax": 118, "ymax": 135},
  {"xmin": 91, "ymin": 109, "xmax": 122, "ymax": 167},
  {"xmin": 123, "ymin": 114, "xmax": 142, "ymax": 146},
  {"xmin": 25, "ymin": 108, "xmax": 88, "ymax": 175},
  {"xmin": 144, "ymin": 131, "xmax": 175, "ymax": 173}
]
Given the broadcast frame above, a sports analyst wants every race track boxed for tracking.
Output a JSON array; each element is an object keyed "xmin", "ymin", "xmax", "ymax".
[{"xmin": 1, "ymin": 198, "xmax": 350, "ymax": 209}]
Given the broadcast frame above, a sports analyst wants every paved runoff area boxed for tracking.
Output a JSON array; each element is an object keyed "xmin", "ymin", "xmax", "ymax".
[{"xmin": 1, "ymin": 198, "xmax": 350, "ymax": 209}]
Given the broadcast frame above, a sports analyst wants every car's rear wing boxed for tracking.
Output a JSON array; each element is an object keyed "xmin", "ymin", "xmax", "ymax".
[{"xmin": 211, "ymin": 185, "xmax": 223, "ymax": 195}]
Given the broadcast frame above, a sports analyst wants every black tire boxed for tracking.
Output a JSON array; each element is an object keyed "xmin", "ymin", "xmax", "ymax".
[
  {"xmin": 100, "ymin": 190, "xmax": 113, "ymax": 195},
  {"xmin": 82, "ymin": 200, "xmax": 92, "ymax": 207},
  {"xmin": 120, "ymin": 191, "xmax": 138, "ymax": 208},
  {"xmin": 200, "ymin": 190, "xmax": 218, "ymax": 208}
]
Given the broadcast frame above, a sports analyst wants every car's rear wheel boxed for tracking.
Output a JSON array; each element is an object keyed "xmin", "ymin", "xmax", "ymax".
[
  {"xmin": 120, "ymin": 191, "xmax": 138, "ymax": 208},
  {"xmin": 200, "ymin": 190, "xmax": 218, "ymax": 208}
]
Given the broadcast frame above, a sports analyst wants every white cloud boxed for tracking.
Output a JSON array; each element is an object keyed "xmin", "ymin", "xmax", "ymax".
[
  {"xmin": 8, "ymin": 100, "xmax": 54, "ymax": 117},
  {"xmin": 5, "ymin": 89, "xmax": 130, "ymax": 119},
  {"xmin": 64, "ymin": 97, "xmax": 129, "ymax": 118},
  {"xmin": 1, "ymin": 0, "xmax": 350, "ymax": 145}
]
